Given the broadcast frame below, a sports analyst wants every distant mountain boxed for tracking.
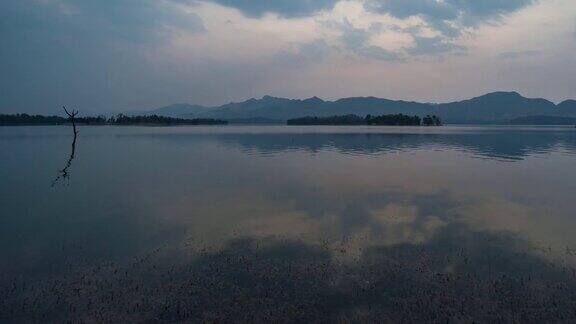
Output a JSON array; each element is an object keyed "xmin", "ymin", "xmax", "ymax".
[
  {"xmin": 135, "ymin": 92, "xmax": 575, "ymax": 124},
  {"xmin": 557, "ymin": 100, "xmax": 576, "ymax": 116},
  {"xmin": 201, "ymin": 96, "xmax": 305, "ymax": 120},
  {"xmin": 438, "ymin": 92, "xmax": 557, "ymax": 123},
  {"xmin": 194, "ymin": 96, "xmax": 433, "ymax": 120},
  {"xmin": 151, "ymin": 104, "xmax": 213, "ymax": 118},
  {"xmin": 125, "ymin": 103, "xmax": 213, "ymax": 118}
]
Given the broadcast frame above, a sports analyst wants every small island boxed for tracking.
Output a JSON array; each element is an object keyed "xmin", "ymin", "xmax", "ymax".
[
  {"xmin": 0, "ymin": 114, "xmax": 228, "ymax": 126},
  {"xmin": 287, "ymin": 114, "xmax": 442, "ymax": 126}
]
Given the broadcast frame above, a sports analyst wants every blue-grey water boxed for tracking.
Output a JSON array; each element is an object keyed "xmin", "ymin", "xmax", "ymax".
[{"xmin": 1, "ymin": 125, "xmax": 576, "ymax": 322}]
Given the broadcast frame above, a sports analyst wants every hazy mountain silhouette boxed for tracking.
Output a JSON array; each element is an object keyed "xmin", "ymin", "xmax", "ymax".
[
  {"xmin": 557, "ymin": 100, "xmax": 576, "ymax": 116},
  {"xmin": 138, "ymin": 92, "xmax": 575, "ymax": 123},
  {"xmin": 153, "ymin": 104, "xmax": 213, "ymax": 117},
  {"xmin": 126, "ymin": 103, "xmax": 213, "ymax": 118},
  {"xmin": 437, "ymin": 91, "xmax": 556, "ymax": 123}
]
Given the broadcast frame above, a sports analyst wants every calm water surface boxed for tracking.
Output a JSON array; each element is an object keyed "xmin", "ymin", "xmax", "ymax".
[{"xmin": 1, "ymin": 125, "xmax": 576, "ymax": 322}]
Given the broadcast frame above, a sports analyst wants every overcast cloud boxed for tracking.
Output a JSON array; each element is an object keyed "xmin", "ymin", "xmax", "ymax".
[{"xmin": 0, "ymin": 0, "xmax": 575, "ymax": 114}]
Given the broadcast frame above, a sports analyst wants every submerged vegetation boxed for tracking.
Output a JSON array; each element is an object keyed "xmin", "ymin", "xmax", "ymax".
[
  {"xmin": 287, "ymin": 114, "xmax": 442, "ymax": 126},
  {"xmin": 0, "ymin": 114, "xmax": 228, "ymax": 126}
]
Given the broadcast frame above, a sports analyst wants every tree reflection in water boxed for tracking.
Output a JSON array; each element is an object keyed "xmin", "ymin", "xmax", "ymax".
[
  {"xmin": 51, "ymin": 108, "xmax": 78, "ymax": 187},
  {"xmin": 51, "ymin": 128, "xmax": 77, "ymax": 187}
]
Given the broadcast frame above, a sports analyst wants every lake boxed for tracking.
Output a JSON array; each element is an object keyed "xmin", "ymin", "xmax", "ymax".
[{"xmin": 1, "ymin": 125, "xmax": 576, "ymax": 322}]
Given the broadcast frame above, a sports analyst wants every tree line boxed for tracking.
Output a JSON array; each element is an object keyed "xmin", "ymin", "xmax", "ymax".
[
  {"xmin": 287, "ymin": 114, "xmax": 442, "ymax": 126},
  {"xmin": 0, "ymin": 114, "xmax": 228, "ymax": 126}
]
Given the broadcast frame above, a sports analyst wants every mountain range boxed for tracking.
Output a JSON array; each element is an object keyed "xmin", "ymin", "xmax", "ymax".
[{"xmin": 130, "ymin": 92, "xmax": 576, "ymax": 124}]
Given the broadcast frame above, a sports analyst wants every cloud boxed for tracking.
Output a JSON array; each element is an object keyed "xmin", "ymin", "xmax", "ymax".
[
  {"xmin": 204, "ymin": 0, "xmax": 339, "ymax": 18},
  {"xmin": 451, "ymin": 0, "xmax": 536, "ymax": 23},
  {"xmin": 365, "ymin": 0, "xmax": 535, "ymax": 37},
  {"xmin": 407, "ymin": 36, "xmax": 466, "ymax": 56},
  {"xmin": 0, "ymin": 0, "xmax": 574, "ymax": 113},
  {"xmin": 361, "ymin": 0, "xmax": 534, "ymax": 58},
  {"xmin": 366, "ymin": 0, "xmax": 457, "ymax": 21},
  {"xmin": 0, "ymin": 0, "xmax": 205, "ymax": 113},
  {"xmin": 497, "ymin": 50, "xmax": 541, "ymax": 60},
  {"xmin": 1, "ymin": 1, "xmax": 205, "ymax": 49},
  {"xmin": 274, "ymin": 39, "xmax": 333, "ymax": 66},
  {"xmin": 340, "ymin": 23, "xmax": 372, "ymax": 50},
  {"xmin": 360, "ymin": 46, "xmax": 401, "ymax": 61},
  {"xmin": 58, "ymin": 1, "xmax": 205, "ymax": 41},
  {"xmin": 336, "ymin": 20, "xmax": 402, "ymax": 61}
]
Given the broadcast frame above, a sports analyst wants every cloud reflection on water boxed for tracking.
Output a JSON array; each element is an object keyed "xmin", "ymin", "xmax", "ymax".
[{"xmin": 2, "ymin": 126, "xmax": 576, "ymax": 321}]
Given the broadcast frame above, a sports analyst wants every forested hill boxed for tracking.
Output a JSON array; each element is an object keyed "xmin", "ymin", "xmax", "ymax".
[
  {"xmin": 287, "ymin": 114, "xmax": 442, "ymax": 126},
  {"xmin": 5, "ymin": 92, "xmax": 576, "ymax": 125},
  {"xmin": 0, "ymin": 114, "xmax": 227, "ymax": 126},
  {"xmin": 139, "ymin": 92, "xmax": 576, "ymax": 124}
]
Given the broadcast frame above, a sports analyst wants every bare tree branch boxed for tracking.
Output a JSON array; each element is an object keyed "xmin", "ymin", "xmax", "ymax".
[{"xmin": 63, "ymin": 106, "xmax": 79, "ymax": 135}]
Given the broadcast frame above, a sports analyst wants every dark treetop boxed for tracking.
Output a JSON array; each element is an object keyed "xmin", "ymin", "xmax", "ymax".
[
  {"xmin": 0, "ymin": 114, "xmax": 228, "ymax": 126},
  {"xmin": 287, "ymin": 114, "xmax": 442, "ymax": 126}
]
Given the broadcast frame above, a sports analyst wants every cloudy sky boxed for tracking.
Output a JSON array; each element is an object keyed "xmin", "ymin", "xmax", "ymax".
[{"xmin": 1, "ymin": 0, "xmax": 575, "ymax": 114}]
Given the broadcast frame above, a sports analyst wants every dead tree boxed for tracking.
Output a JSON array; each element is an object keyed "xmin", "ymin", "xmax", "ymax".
[
  {"xmin": 63, "ymin": 106, "xmax": 79, "ymax": 135},
  {"xmin": 52, "ymin": 107, "xmax": 79, "ymax": 186}
]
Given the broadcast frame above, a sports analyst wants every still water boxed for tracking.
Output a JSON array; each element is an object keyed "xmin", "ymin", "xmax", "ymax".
[{"xmin": 1, "ymin": 125, "xmax": 576, "ymax": 322}]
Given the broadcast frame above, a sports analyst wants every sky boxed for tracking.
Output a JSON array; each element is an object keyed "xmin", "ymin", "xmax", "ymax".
[{"xmin": 1, "ymin": 0, "xmax": 575, "ymax": 114}]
